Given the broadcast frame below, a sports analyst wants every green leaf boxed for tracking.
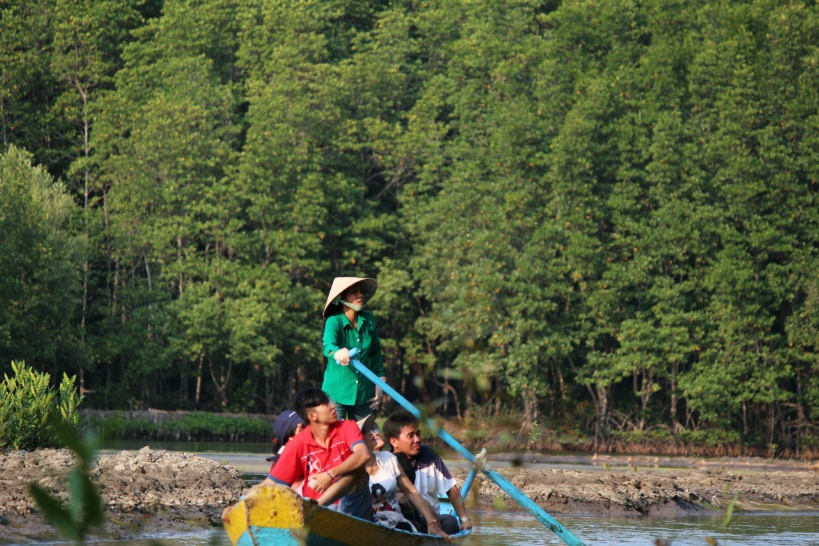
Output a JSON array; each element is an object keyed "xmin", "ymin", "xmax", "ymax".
[{"xmin": 28, "ymin": 483, "xmax": 81, "ymax": 543}]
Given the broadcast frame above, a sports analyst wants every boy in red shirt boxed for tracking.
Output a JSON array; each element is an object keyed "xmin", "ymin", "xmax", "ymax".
[{"xmin": 223, "ymin": 387, "xmax": 372, "ymax": 522}]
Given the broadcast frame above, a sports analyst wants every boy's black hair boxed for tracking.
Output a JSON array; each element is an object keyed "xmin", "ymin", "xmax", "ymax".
[
  {"xmin": 382, "ymin": 412, "xmax": 420, "ymax": 442},
  {"xmin": 294, "ymin": 387, "xmax": 331, "ymax": 421}
]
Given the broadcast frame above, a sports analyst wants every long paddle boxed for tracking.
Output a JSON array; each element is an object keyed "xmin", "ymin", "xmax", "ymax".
[
  {"xmin": 347, "ymin": 349, "xmax": 587, "ymax": 546},
  {"xmin": 459, "ymin": 449, "xmax": 483, "ymax": 499}
]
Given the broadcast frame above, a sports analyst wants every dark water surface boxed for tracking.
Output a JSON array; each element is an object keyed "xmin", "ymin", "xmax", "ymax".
[{"xmin": 89, "ymin": 440, "xmax": 819, "ymax": 546}]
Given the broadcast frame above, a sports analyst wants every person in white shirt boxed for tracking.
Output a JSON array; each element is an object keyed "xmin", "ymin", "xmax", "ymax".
[
  {"xmin": 357, "ymin": 414, "xmax": 448, "ymax": 539},
  {"xmin": 382, "ymin": 413, "xmax": 472, "ymax": 535}
]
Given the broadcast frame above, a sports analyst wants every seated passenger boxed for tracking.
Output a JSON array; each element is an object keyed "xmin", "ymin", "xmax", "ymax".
[
  {"xmin": 267, "ymin": 409, "xmax": 305, "ymax": 466},
  {"xmin": 223, "ymin": 388, "xmax": 371, "ymax": 523},
  {"xmin": 357, "ymin": 414, "xmax": 448, "ymax": 539},
  {"xmin": 383, "ymin": 413, "xmax": 472, "ymax": 534},
  {"xmin": 266, "ymin": 409, "xmax": 306, "ymax": 494}
]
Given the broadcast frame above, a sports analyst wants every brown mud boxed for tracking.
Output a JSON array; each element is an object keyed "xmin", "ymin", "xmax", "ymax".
[
  {"xmin": 0, "ymin": 447, "xmax": 245, "ymax": 544},
  {"xmin": 1, "ymin": 448, "xmax": 817, "ymax": 544},
  {"xmin": 451, "ymin": 456, "xmax": 819, "ymax": 518}
]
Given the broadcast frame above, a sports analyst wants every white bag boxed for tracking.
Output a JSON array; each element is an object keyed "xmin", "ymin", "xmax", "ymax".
[{"xmin": 375, "ymin": 510, "xmax": 417, "ymax": 532}]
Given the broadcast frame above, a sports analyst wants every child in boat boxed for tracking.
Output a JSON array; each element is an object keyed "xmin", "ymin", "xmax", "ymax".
[
  {"xmin": 357, "ymin": 414, "xmax": 449, "ymax": 538},
  {"xmin": 383, "ymin": 413, "xmax": 472, "ymax": 534},
  {"xmin": 267, "ymin": 410, "xmax": 304, "ymax": 466},
  {"xmin": 222, "ymin": 388, "xmax": 372, "ymax": 523},
  {"xmin": 266, "ymin": 409, "xmax": 306, "ymax": 495}
]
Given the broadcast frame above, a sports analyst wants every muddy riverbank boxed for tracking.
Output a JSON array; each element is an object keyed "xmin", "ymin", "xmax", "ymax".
[
  {"xmin": 454, "ymin": 462, "xmax": 819, "ymax": 518},
  {"xmin": 1, "ymin": 448, "xmax": 817, "ymax": 544},
  {"xmin": 0, "ymin": 447, "xmax": 245, "ymax": 544}
]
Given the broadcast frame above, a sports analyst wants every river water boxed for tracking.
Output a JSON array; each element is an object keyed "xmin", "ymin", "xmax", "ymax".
[
  {"xmin": 80, "ymin": 511, "xmax": 819, "ymax": 546},
  {"xmin": 93, "ymin": 440, "xmax": 819, "ymax": 546}
]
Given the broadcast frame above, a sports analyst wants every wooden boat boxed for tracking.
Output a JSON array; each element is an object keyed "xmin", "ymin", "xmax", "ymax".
[
  {"xmin": 223, "ymin": 483, "xmax": 471, "ymax": 546},
  {"xmin": 223, "ymin": 349, "xmax": 585, "ymax": 546}
]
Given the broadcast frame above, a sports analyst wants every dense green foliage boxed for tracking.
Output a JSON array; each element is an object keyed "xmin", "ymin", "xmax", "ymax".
[
  {"xmin": 0, "ymin": 361, "xmax": 83, "ymax": 450},
  {"xmin": 86, "ymin": 412, "xmax": 272, "ymax": 441},
  {"xmin": 2, "ymin": 0, "xmax": 819, "ymax": 454},
  {"xmin": 0, "ymin": 146, "xmax": 83, "ymax": 376}
]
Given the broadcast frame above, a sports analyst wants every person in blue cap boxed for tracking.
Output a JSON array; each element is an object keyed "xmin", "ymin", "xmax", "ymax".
[{"xmin": 267, "ymin": 410, "xmax": 305, "ymax": 466}]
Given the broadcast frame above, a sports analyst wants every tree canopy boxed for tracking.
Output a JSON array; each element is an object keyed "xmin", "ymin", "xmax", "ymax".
[{"xmin": 2, "ymin": 0, "xmax": 818, "ymax": 454}]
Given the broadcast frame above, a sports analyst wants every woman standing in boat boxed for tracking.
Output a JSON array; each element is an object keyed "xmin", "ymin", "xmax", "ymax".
[{"xmin": 322, "ymin": 277, "xmax": 385, "ymax": 420}]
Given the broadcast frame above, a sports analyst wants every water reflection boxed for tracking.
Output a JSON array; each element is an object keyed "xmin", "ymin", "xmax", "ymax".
[
  {"xmin": 63, "ymin": 511, "xmax": 819, "ymax": 546},
  {"xmin": 473, "ymin": 510, "xmax": 819, "ymax": 545}
]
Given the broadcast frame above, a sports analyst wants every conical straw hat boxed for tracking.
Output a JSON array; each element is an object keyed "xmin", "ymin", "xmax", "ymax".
[{"xmin": 323, "ymin": 277, "xmax": 377, "ymax": 318}]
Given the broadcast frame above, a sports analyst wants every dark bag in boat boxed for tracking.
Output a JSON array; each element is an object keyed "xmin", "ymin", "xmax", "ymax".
[
  {"xmin": 395, "ymin": 452, "xmax": 416, "ymax": 483},
  {"xmin": 394, "ymin": 452, "xmax": 423, "ymax": 525}
]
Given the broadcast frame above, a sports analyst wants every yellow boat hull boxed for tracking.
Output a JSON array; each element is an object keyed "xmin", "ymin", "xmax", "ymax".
[{"xmin": 223, "ymin": 484, "xmax": 470, "ymax": 546}]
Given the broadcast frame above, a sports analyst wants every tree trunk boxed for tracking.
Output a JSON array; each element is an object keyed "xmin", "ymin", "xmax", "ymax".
[
  {"xmin": 80, "ymin": 83, "xmax": 90, "ymax": 380},
  {"xmin": 264, "ymin": 373, "xmax": 273, "ymax": 414},
  {"xmin": 461, "ymin": 370, "xmax": 471, "ymax": 420},
  {"xmin": 556, "ymin": 366, "xmax": 566, "ymax": 400},
  {"xmin": 769, "ymin": 402, "xmax": 776, "ymax": 451},
  {"xmin": 180, "ymin": 372, "xmax": 188, "ymax": 403},
  {"xmin": 670, "ymin": 361, "xmax": 681, "ymax": 431},
  {"xmin": 195, "ymin": 350, "xmax": 204, "ymax": 406},
  {"xmin": 521, "ymin": 388, "xmax": 537, "ymax": 431},
  {"xmin": 592, "ymin": 384, "xmax": 609, "ymax": 444},
  {"xmin": 176, "ymin": 236, "xmax": 184, "ymax": 296},
  {"xmin": 638, "ymin": 370, "xmax": 652, "ymax": 431}
]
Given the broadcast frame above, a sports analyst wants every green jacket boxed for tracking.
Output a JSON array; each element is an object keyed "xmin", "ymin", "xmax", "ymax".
[{"xmin": 321, "ymin": 311, "xmax": 385, "ymax": 406}]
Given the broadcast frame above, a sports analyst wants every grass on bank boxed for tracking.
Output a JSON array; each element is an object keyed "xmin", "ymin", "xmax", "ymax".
[
  {"xmin": 83, "ymin": 411, "xmax": 273, "ymax": 442},
  {"xmin": 80, "ymin": 409, "xmax": 819, "ymax": 460}
]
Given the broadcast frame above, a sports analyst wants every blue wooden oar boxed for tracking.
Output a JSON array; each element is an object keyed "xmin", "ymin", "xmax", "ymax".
[
  {"xmin": 459, "ymin": 449, "xmax": 483, "ymax": 499},
  {"xmin": 346, "ymin": 349, "xmax": 587, "ymax": 546}
]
